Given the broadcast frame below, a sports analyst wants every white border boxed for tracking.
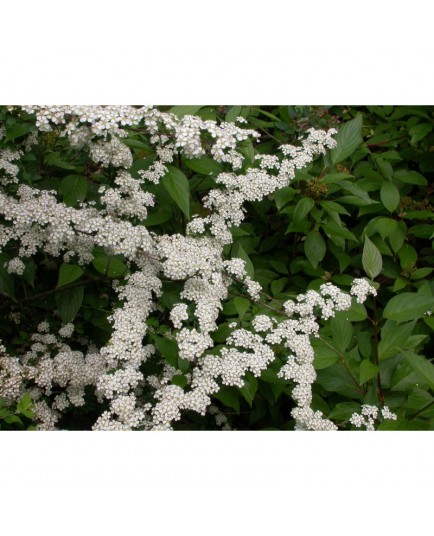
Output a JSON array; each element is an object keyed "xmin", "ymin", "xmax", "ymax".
[
  {"xmin": 1, "ymin": 2, "xmax": 433, "ymax": 533},
  {"xmin": 1, "ymin": 1, "xmax": 433, "ymax": 103}
]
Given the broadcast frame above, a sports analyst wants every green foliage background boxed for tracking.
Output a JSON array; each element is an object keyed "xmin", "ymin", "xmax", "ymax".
[{"xmin": 1, "ymin": 105, "xmax": 434, "ymax": 430}]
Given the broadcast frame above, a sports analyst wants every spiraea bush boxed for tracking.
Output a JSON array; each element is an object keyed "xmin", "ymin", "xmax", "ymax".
[{"xmin": 0, "ymin": 105, "xmax": 433, "ymax": 431}]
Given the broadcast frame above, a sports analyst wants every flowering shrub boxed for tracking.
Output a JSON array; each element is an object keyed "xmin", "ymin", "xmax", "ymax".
[{"xmin": 0, "ymin": 105, "xmax": 433, "ymax": 431}]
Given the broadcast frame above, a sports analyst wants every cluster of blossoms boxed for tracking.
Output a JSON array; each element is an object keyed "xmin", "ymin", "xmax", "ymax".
[
  {"xmin": 350, "ymin": 405, "xmax": 397, "ymax": 431},
  {"xmin": 0, "ymin": 145, "xmax": 22, "ymax": 186},
  {"xmin": 0, "ymin": 105, "xmax": 385, "ymax": 431}
]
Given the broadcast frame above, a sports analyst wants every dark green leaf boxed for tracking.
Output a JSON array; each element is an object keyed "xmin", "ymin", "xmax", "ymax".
[
  {"xmin": 234, "ymin": 297, "xmax": 250, "ymax": 319},
  {"xmin": 378, "ymin": 320, "xmax": 416, "ymax": 360},
  {"xmin": 403, "ymin": 351, "xmax": 434, "ymax": 391},
  {"xmin": 214, "ymin": 387, "xmax": 240, "ymax": 413},
  {"xmin": 383, "ymin": 293, "xmax": 434, "ymax": 322},
  {"xmin": 58, "ymin": 175, "xmax": 88, "ymax": 206},
  {"xmin": 293, "ymin": 197, "xmax": 315, "ymax": 223},
  {"xmin": 409, "ymin": 123, "xmax": 432, "ymax": 145},
  {"xmin": 331, "ymin": 114, "xmax": 363, "ymax": 164},
  {"xmin": 380, "ymin": 181, "xmax": 400, "ymax": 212},
  {"xmin": 92, "ymin": 251, "xmax": 127, "ymax": 278},
  {"xmin": 330, "ymin": 316, "xmax": 352, "ymax": 352},
  {"xmin": 154, "ymin": 335, "xmax": 178, "ymax": 368},
  {"xmin": 362, "ymin": 236, "xmax": 382, "ymax": 279},
  {"xmin": 328, "ymin": 402, "xmax": 361, "ymax": 420},
  {"xmin": 55, "ymin": 286, "xmax": 84, "ymax": 323},
  {"xmin": 359, "ymin": 360, "xmax": 379, "ymax": 384},
  {"xmin": 232, "ymin": 241, "xmax": 254, "ymax": 278},
  {"xmin": 162, "ymin": 165, "xmax": 190, "ymax": 219},
  {"xmin": 57, "ymin": 263, "xmax": 84, "ymax": 288},
  {"xmin": 170, "ymin": 106, "xmax": 203, "ymax": 117},
  {"xmin": 312, "ymin": 338, "xmax": 340, "ymax": 370},
  {"xmin": 5, "ymin": 123, "xmax": 34, "ymax": 141},
  {"xmin": 304, "ymin": 231, "xmax": 326, "ymax": 269},
  {"xmin": 184, "ymin": 157, "xmax": 222, "ymax": 175}
]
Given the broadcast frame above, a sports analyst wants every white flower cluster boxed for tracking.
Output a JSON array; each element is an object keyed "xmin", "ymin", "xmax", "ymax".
[
  {"xmin": 6, "ymin": 257, "xmax": 26, "ymax": 275},
  {"xmin": 350, "ymin": 405, "xmax": 397, "ymax": 431},
  {"xmin": 89, "ymin": 137, "xmax": 133, "ymax": 169},
  {"xmin": 0, "ymin": 325, "xmax": 108, "ymax": 430},
  {"xmin": 99, "ymin": 171, "xmax": 155, "ymax": 220},
  {"xmin": 0, "ymin": 105, "xmax": 373, "ymax": 432},
  {"xmin": 0, "ymin": 148, "xmax": 22, "ymax": 186},
  {"xmin": 350, "ymin": 278, "xmax": 377, "ymax": 303}
]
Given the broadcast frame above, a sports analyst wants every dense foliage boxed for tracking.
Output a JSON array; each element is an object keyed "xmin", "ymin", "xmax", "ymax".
[{"xmin": 1, "ymin": 105, "xmax": 434, "ymax": 430}]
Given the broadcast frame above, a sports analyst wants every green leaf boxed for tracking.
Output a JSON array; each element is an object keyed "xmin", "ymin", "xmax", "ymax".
[
  {"xmin": 58, "ymin": 175, "xmax": 88, "ymax": 206},
  {"xmin": 293, "ymin": 197, "xmax": 315, "ymax": 223},
  {"xmin": 154, "ymin": 335, "xmax": 178, "ymax": 368},
  {"xmin": 316, "ymin": 365, "xmax": 359, "ymax": 397},
  {"xmin": 231, "ymin": 241, "xmax": 254, "ymax": 278},
  {"xmin": 388, "ymin": 221, "xmax": 407, "ymax": 253},
  {"xmin": 397, "ymin": 243, "xmax": 417, "ymax": 268},
  {"xmin": 239, "ymin": 374, "xmax": 258, "ymax": 407},
  {"xmin": 234, "ymin": 297, "xmax": 250, "ymax": 319},
  {"xmin": 321, "ymin": 173, "xmax": 353, "ymax": 184},
  {"xmin": 320, "ymin": 200, "xmax": 350, "ymax": 216},
  {"xmin": 172, "ymin": 375, "xmax": 188, "ymax": 388},
  {"xmin": 342, "ymin": 299, "xmax": 367, "ymax": 322},
  {"xmin": 55, "ymin": 286, "xmax": 84, "ymax": 323},
  {"xmin": 359, "ymin": 360, "xmax": 379, "ymax": 384},
  {"xmin": 328, "ymin": 402, "xmax": 361, "ymax": 420},
  {"xmin": 337, "ymin": 196, "xmax": 378, "ymax": 207},
  {"xmin": 322, "ymin": 221, "xmax": 358, "ymax": 242},
  {"xmin": 330, "ymin": 316, "xmax": 352, "ymax": 352},
  {"xmin": 331, "ymin": 114, "xmax": 363, "ymax": 164},
  {"xmin": 57, "ymin": 263, "xmax": 84, "ymax": 288},
  {"xmin": 178, "ymin": 357, "xmax": 190, "ymax": 374},
  {"xmin": 383, "ymin": 293, "xmax": 434, "ymax": 322},
  {"xmin": 238, "ymin": 140, "xmax": 255, "ymax": 164},
  {"xmin": 269, "ymin": 260, "xmax": 287, "ymax": 275},
  {"xmin": 212, "ymin": 323, "xmax": 233, "ymax": 343},
  {"xmin": 337, "ymin": 180, "xmax": 371, "ymax": 201},
  {"xmin": 380, "ymin": 181, "xmax": 400, "ymax": 212},
  {"xmin": 5, "ymin": 122, "xmax": 34, "ymax": 141},
  {"xmin": 375, "ymin": 157, "xmax": 393, "ymax": 180},
  {"xmin": 312, "ymin": 338, "xmax": 339, "ymax": 370},
  {"xmin": 45, "ymin": 153, "xmax": 77, "ymax": 170},
  {"xmin": 405, "ymin": 387, "xmax": 433, "ymax": 411},
  {"xmin": 274, "ymin": 187, "xmax": 296, "ymax": 210},
  {"xmin": 184, "ymin": 157, "xmax": 222, "ymax": 176},
  {"xmin": 214, "ymin": 387, "xmax": 240, "ymax": 413},
  {"xmin": 362, "ymin": 236, "xmax": 382, "ymax": 279},
  {"xmin": 304, "ymin": 231, "xmax": 326, "ymax": 269},
  {"xmin": 92, "ymin": 251, "xmax": 127, "ymax": 277},
  {"xmin": 377, "ymin": 419, "xmax": 429, "ymax": 431},
  {"xmin": 403, "ymin": 351, "xmax": 434, "ymax": 391},
  {"xmin": 225, "ymin": 106, "xmax": 243, "ymax": 123},
  {"xmin": 162, "ymin": 165, "xmax": 190, "ymax": 219},
  {"xmin": 4, "ymin": 414, "xmax": 23, "ymax": 426},
  {"xmin": 123, "ymin": 139, "xmax": 152, "ymax": 152},
  {"xmin": 412, "ymin": 268, "xmax": 433, "ymax": 280},
  {"xmin": 409, "ymin": 123, "xmax": 432, "ymax": 145},
  {"xmin": 394, "ymin": 170, "xmax": 427, "ymax": 186},
  {"xmin": 170, "ymin": 106, "xmax": 203, "ymax": 117},
  {"xmin": 17, "ymin": 393, "xmax": 34, "ymax": 419},
  {"xmin": 378, "ymin": 320, "xmax": 416, "ymax": 360}
]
